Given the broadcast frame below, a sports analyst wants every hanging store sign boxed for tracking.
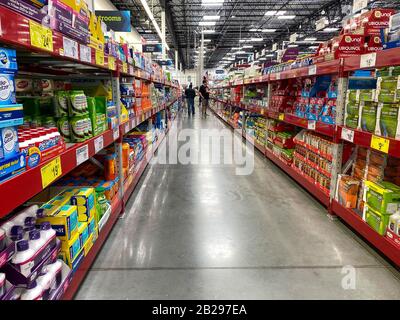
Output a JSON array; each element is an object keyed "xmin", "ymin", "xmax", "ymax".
[
  {"xmin": 95, "ymin": 10, "xmax": 131, "ymax": 32},
  {"xmin": 143, "ymin": 44, "xmax": 162, "ymax": 53},
  {"xmin": 315, "ymin": 17, "xmax": 329, "ymax": 31},
  {"xmin": 353, "ymin": 0, "xmax": 368, "ymax": 13},
  {"xmin": 272, "ymin": 43, "xmax": 278, "ymax": 51},
  {"xmin": 289, "ymin": 33, "xmax": 298, "ymax": 43}
]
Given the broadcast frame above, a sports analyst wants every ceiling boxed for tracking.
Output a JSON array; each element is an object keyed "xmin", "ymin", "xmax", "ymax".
[{"xmin": 112, "ymin": 0, "xmax": 400, "ymax": 70}]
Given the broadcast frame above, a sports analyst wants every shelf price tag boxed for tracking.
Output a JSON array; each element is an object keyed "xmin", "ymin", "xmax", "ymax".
[
  {"xmin": 276, "ymin": 73, "xmax": 281, "ymax": 80},
  {"xmin": 94, "ymin": 136, "xmax": 104, "ymax": 153},
  {"xmin": 341, "ymin": 127, "xmax": 355, "ymax": 143},
  {"xmin": 360, "ymin": 52, "xmax": 377, "ymax": 69},
  {"xmin": 62, "ymin": 37, "xmax": 78, "ymax": 59},
  {"xmin": 371, "ymin": 135, "xmax": 390, "ymax": 153},
  {"xmin": 125, "ymin": 123, "xmax": 130, "ymax": 133},
  {"xmin": 122, "ymin": 62, "xmax": 128, "ymax": 73},
  {"xmin": 142, "ymin": 113, "xmax": 145, "ymax": 122},
  {"xmin": 80, "ymin": 44, "xmax": 91, "ymax": 63},
  {"xmin": 278, "ymin": 113, "xmax": 285, "ymax": 121},
  {"xmin": 29, "ymin": 20, "xmax": 53, "ymax": 52},
  {"xmin": 41, "ymin": 156, "xmax": 62, "ymax": 189},
  {"xmin": 131, "ymin": 119, "xmax": 135, "ymax": 128},
  {"xmin": 95, "ymin": 50, "xmax": 104, "ymax": 66},
  {"xmin": 307, "ymin": 120, "xmax": 316, "ymax": 130},
  {"xmin": 76, "ymin": 145, "xmax": 89, "ymax": 165},
  {"xmin": 108, "ymin": 56, "xmax": 116, "ymax": 71},
  {"xmin": 113, "ymin": 128, "xmax": 119, "ymax": 140},
  {"xmin": 129, "ymin": 65, "xmax": 134, "ymax": 75},
  {"xmin": 308, "ymin": 65, "xmax": 317, "ymax": 75}
]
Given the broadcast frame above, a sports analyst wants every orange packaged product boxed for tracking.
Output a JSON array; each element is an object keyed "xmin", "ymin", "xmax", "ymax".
[
  {"xmin": 353, "ymin": 166, "xmax": 365, "ymax": 179},
  {"xmin": 122, "ymin": 143, "xmax": 130, "ymax": 169},
  {"xmin": 357, "ymin": 147, "xmax": 368, "ymax": 159},
  {"xmin": 367, "ymin": 164, "xmax": 384, "ymax": 177},
  {"xmin": 384, "ymin": 166, "xmax": 400, "ymax": 178},
  {"xmin": 102, "ymin": 181, "xmax": 114, "ymax": 200},
  {"xmin": 104, "ymin": 154, "xmax": 117, "ymax": 181},
  {"xmin": 369, "ymin": 151, "xmax": 387, "ymax": 166},
  {"xmin": 338, "ymin": 175, "xmax": 360, "ymax": 209}
]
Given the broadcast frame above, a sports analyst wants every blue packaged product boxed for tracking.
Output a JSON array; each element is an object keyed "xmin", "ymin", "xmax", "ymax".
[
  {"xmin": 0, "ymin": 104, "xmax": 23, "ymax": 128},
  {"xmin": 0, "ymin": 48, "xmax": 18, "ymax": 72},
  {"xmin": 0, "ymin": 72, "xmax": 16, "ymax": 105},
  {"xmin": 0, "ymin": 153, "xmax": 25, "ymax": 182},
  {"xmin": 0, "ymin": 126, "xmax": 19, "ymax": 160}
]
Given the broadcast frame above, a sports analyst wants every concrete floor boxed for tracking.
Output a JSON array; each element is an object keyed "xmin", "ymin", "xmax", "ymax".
[{"xmin": 76, "ymin": 110, "xmax": 400, "ymax": 300}]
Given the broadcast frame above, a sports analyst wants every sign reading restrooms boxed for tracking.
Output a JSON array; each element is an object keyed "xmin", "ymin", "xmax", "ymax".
[{"xmin": 95, "ymin": 10, "xmax": 131, "ymax": 32}]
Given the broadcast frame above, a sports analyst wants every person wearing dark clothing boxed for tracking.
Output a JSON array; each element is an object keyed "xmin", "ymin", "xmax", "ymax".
[
  {"xmin": 199, "ymin": 79, "xmax": 210, "ymax": 118},
  {"xmin": 185, "ymin": 84, "xmax": 196, "ymax": 116}
]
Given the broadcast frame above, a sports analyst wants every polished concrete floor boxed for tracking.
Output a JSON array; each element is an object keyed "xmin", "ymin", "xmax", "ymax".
[{"xmin": 76, "ymin": 109, "xmax": 400, "ymax": 300}]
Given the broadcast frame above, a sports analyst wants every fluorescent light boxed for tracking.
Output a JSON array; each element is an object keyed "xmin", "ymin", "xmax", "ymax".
[
  {"xmin": 239, "ymin": 39, "xmax": 247, "ymax": 42},
  {"xmin": 235, "ymin": 50, "xmax": 246, "ymax": 54},
  {"xmin": 304, "ymin": 37, "xmax": 317, "ymax": 41},
  {"xmin": 242, "ymin": 45, "xmax": 253, "ymax": 49},
  {"xmin": 265, "ymin": 10, "xmax": 286, "ymax": 16},
  {"xmin": 262, "ymin": 29, "xmax": 276, "ymax": 32},
  {"xmin": 309, "ymin": 45, "xmax": 319, "ymax": 49},
  {"xmin": 231, "ymin": 47, "xmax": 240, "ymax": 50},
  {"xmin": 259, "ymin": 57, "xmax": 267, "ymax": 60},
  {"xmin": 250, "ymin": 38, "xmax": 264, "ymax": 42},
  {"xmin": 265, "ymin": 54, "xmax": 274, "ymax": 57},
  {"xmin": 203, "ymin": 29, "xmax": 216, "ymax": 34},
  {"xmin": 249, "ymin": 28, "xmax": 259, "ymax": 32},
  {"xmin": 288, "ymin": 44, "xmax": 298, "ymax": 48},
  {"xmin": 322, "ymin": 27, "xmax": 339, "ymax": 32},
  {"xmin": 278, "ymin": 15, "xmax": 296, "ymax": 19},
  {"xmin": 199, "ymin": 21, "xmax": 216, "ymax": 26},
  {"xmin": 139, "ymin": 0, "xmax": 170, "ymax": 50},
  {"xmin": 202, "ymin": 0, "xmax": 224, "ymax": 6},
  {"xmin": 203, "ymin": 15, "xmax": 220, "ymax": 20}
]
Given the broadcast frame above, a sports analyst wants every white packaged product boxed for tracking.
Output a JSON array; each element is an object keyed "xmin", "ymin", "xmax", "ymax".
[
  {"xmin": 20, "ymin": 280, "xmax": 43, "ymax": 300},
  {"xmin": 0, "ymin": 273, "xmax": 5, "ymax": 297},
  {"xmin": 40, "ymin": 222, "xmax": 56, "ymax": 242},
  {"xmin": 11, "ymin": 240, "xmax": 35, "ymax": 276}
]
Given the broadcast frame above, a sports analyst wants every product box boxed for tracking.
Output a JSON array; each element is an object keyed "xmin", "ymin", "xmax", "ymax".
[
  {"xmin": 69, "ymin": 187, "xmax": 96, "ymax": 222},
  {"xmin": 36, "ymin": 204, "xmax": 79, "ymax": 241},
  {"xmin": 0, "ymin": 0, "xmax": 49, "ymax": 23},
  {"xmin": 338, "ymin": 175, "xmax": 360, "ymax": 209},
  {"xmin": 377, "ymin": 104, "xmax": 400, "ymax": 139},
  {"xmin": 0, "ymin": 104, "xmax": 23, "ymax": 128},
  {"xmin": 0, "ymin": 152, "xmax": 25, "ymax": 182},
  {"xmin": 87, "ymin": 215, "xmax": 96, "ymax": 236},
  {"xmin": 58, "ymin": 243, "xmax": 84, "ymax": 272},
  {"xmin": 0, "ymin": 72, "xmax": 16, "ymax": 105},
  {"xmin": 360, "ymin": 102, "xmax": 378, "ymax": 133},
  {"xmin": 83, "ymin": 232, "xmax": 94, "ymax": 256},
  {"xmin": 77, "ymin": 221, "xmax": 88, "ymax": 248},
  {"xmin": 60, "ymin": 231, "xmax": 81, "ymax": 263},
  {"xmin": 364, "ymin": 180, "xmax": 400, "ymax": 215},
  {"xmin": 355, "ymin": 9, "xmax": 396, "ymax": 36},
  {"xmin": 363, "ymin": 204, "xmax": 391, "ymax": 236},
  {"xmin": 0, "ymin": 48, "xmax": 17, "ymax": 73},
  {"xmin": 0, "ymin": 126, "xmax": 19, "ymax": 160},
  {"xmin": 332, "ymin": 34, "xmax": 365, "ymax": 58}
]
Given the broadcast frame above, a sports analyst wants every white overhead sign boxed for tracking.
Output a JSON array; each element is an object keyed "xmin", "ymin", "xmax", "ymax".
[
  {"xmin": 289, "ymin": 33, "xmax": 298, "ymax": 43},
  {"xmin": 353, "ymin": 0, "xmax": 368, "ymax": 13},
  {"xmin": 272, "ymin": 43, "xmax": 278, "ymax": 51},
  {"xmin": 315, "ymin": 17, "xmax": 328, "ymax": 31}
]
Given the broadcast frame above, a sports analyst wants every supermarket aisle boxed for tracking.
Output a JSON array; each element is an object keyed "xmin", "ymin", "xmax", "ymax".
[{"xmin": 76, "ymin": 111, "xmax": 400, "ymax": 300}]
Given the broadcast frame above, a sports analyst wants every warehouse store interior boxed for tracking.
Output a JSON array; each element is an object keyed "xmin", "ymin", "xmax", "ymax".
[{"xmin": 0, "ymin": 0, "xmax": 400, "ymax": 301}]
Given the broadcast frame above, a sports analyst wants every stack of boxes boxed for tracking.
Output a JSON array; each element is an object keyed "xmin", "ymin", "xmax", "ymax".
[{"xmin": 0, "ymin": 48, "xmax": 25, "ymax": 183}]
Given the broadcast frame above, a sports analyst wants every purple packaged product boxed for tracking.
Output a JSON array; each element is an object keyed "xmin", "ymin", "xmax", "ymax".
[
  {"xmin": 0, "ymin": 273, "xmax": 5, "ymax": 297},
  {"xmin": 23, "ymin": 218, "xmax": 36, "ymax": 233},
  {"xmin": 2, "ymin": 239, "xmax": 60, "ymax": 287},
  {"xmin": 0, "ymin": 241, "xmax": 16, "ymax": 268},
  {"xmin": 0, "ymin": 0, "xmax": 49, "ymax": 23}
]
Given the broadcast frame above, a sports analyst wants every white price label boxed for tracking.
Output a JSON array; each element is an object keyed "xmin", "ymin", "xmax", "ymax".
[
  {"xmin": 63, "ymin": 37, "xmax": 78, "ymax": 59},
  {"xmin": 131, "ymin": 119, "xmax": 135, "ymax": 128},
  {"xmin": 308, "ymin": 65, "xmax": 317, "ymax": 75},
  {"xmin": 76, "ymin": 145, "xmax": 89, "ymax": 165},
  {"xmin": 129, "ymin": 65, "xmax": 134, "ymax": 75},
  {"xmin": 276, "ymin": 73, "xmax": 281, "ymax": 80},
  {"xmin": 125, "ymin": 123, "xmax": 130, "ymax": 133},
  {"xmin": 113, "ymin": 128, "xmax": 119, "ymax": 140},
  {"xmin": 341, "ymin": 127, "xmax": 355, "ymax": 143},
  {"xmin": 360, "ymin": 52, "xmax": 377, "ymax": 69},
  {"xmin": 315, "ymin": 17, "xmax": 328, "ymax": 31},
  {"xmin": 397, "ymin": 76, "xmax": 400, "ymax": 90},
  {"xmin": 94, "ymin": 136, "xmax": 104, "ymax": 153},
  {"xmin": 353, "ymin": 0, "xmax": 368, "ymax": 13},
  {"xmin": 80, "ymin": 44, "xmax": 91, "ymax": 63},
  {"xmin": 307, "ymin": 120, "xmax": 316, "ymax": 130}
]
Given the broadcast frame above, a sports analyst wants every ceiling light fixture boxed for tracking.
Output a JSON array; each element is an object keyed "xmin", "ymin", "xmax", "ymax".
[
  {"xmin": 304, "ymin": 37, "xmax": 317, "ymax": 41},
  {"xmin": 277, "ymin": 15, "xmax": 296, "ymax": 20},
  {"xmin": 202, "ymin": 0, "xmax": 224, "ymax": 6},
  {"xmin": 235, "ymin": 50, "xmax": 246, "ymax": 54},
  {"xmin": 262, "ymin": 29, "xmax": 276, "ymax": 33},
  {"xmin": 265, "ymin": 10, "xmax": 286, "ymax": 16},
  {"xmin": 199, "ymin": 21, "xmax": 216, "ymax": 26},
  {"xmin": 242, "ymin": 45, "xmax": 253, "ymax": 49},
  {"xmin": 203, "ymin": 29, "xmax": 216, "ymax": 34},
  {"xmin": 201, "ymin": 39, "xmax": 212, "ymax": 42},
  {"xmin": 203, "ymin": 15, "xmax": 220, "ymax": 20},
  {"xmin": 249, "ymin": 28, "xmax": 259, "ymax": 32},
  {"xmin": 250, "ymin": 38, "xmax": 264, "ymax": 42},
  {"xmin": 322, "ymin": 27, "xmax": 339, "ymax": 32}
]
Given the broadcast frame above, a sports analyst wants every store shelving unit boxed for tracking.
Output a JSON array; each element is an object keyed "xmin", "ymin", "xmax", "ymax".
[{"xmin": 211, "ymin": 46, "xmax": 400, "ymax": 267}]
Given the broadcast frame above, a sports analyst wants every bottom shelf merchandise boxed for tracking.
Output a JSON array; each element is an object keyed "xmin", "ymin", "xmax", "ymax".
[{"xmin": 266, "ymin": 119, "xmax": 296, "ymax": 165}]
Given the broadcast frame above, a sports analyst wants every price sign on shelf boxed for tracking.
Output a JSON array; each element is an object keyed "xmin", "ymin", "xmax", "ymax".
[
  {"xmin": 278, "ymin": 113, "xmax": 285, "ymax": 121},
  {"xmin": 108, "ymin": 56, "xmax": 116, "ymax": 71},
  {"xmin": 80, "ymin": 44, "xmax": 91, "ymax": 63},
  {"xmin": 341, "ymin": 127, "xmax": 355, "ymax": 143},
  {"xmin": 360, "ymin": 52, "xmax": 377, "ymax": 69},
  {"xmin": 307, "ymin": 120, "xmax": 316, "ymax": 130},
  {"xmin": 353, "ymin": 0, "xmax": 368, "ymax": 13},
  {"xmin": 41, "ymin": 156, "xmax": 62, "ymax": 189},
  {"xmin": 308, "ymin": 65, "xmax": 317, "ymax": 76},
  {"xmin": 95, "ymin": 50, "xmax": 104, "ymax": 66},
  {"xmin": 113, "ymin": 128, "xmax": 119, "ymax": 140},
  {"xmin": 94, "ymin": 136, "xmax": 104, "ymax": 153},
  {"xmin": 76, "ymin": 145, "xmax": 89, "ymax": 165},
  {"xmin": 371, "ymin": 135, "xmax": 390, "ymax": 154},
  {"xmin": 62, "ymin": 37, "xmax": 78, "ymax": 59},
  {"xmin": 125, "ymin": 122, "xmax": 130, "ymax": 133},
  {"xmin": 29, "ymin": 20, "xmax": 53, "ymax": 52},
  {"xmin": 122, "ymin": 62, "xmax": 128, "ymax": 73},
  {"xmin": 276, "ymin": 73, "xmax": 281, "ymax": 80}
]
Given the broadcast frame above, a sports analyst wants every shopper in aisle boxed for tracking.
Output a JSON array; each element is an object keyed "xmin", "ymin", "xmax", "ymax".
[
  {"xmin": 184, "ymin": 83, "xmax": 196, "ymax": 117},
  {"xmin": 199, "ymin": 79, "xmax": 210, "ymax": 118}
]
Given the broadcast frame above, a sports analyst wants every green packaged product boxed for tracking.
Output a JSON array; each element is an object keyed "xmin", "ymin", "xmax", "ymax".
[
  {"xmin": 43, "ymin": 116, "xmax": 56, "ymax": 128},
  {"xmin": 379, "ymin": 104, "xmax": 400, "ymax": 139},
  {"xmin": 70, "ymin": 116, "xmax": 88, "ymax": 142},
  {"xmin": 57, "ymin": 117, "xmax": 71, "ymax": 142},
  {"xmin": 359, "ymin": 89, "xmax": 376, "ymax": 102},
  {"xmin": 346, "ymin": 101, "xmax": 360, "ymax": 116},
  {"xmin": 378, "ymin": 76, "xmax": 399, "ymax": 91},
  {"xmin": 361, "ymin": 103, "xmax": 377, "ymax": 133},
  {"xmin": 364, "ymin": 180, "xmax": 400, "ymax": 215},
  {"xmin": 348, "ymin": 90, "xmax": 359, "ymax": 102},
  {"xmin": 364, "ymin": 204, "xmax": 391, "ymax": 236},
  {"xmin": 31, "ymin": 116, "xmax": 42, "ymax": 128},
  {"xmin": 346, "ymin": 116, "xmax": 359, "ymax": 129},
  {"xmin": 69, "ymin": 90, "xmax": 88, "ymax": 116},
  {"xmin": 54, "ymin": 91, "xmax": 69, "ymax": 117},
  {"xmin": 378, "ymin": 89, "xmax": 399, "ymax": 103}
]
